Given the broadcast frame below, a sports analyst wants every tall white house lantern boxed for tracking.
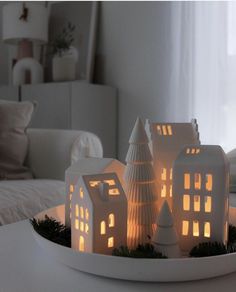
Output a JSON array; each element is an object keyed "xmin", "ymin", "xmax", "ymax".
[
  {"xmin": 71, "ymin": 172, "xmax": 127, "ymax": 255},
  {"xmin": 173, "ymin": 145, "xmax": 229, "ymax": 252},
  {"xmin": 65, "ymin": 158, "xmax": 125, "ymax": 226},
  {"xmin": 146, "ymin": 119, "xmax": 200, "ymax": 210},
  {"xmin": 125, "ymin": 117, "xmax": 158, "ymax": 249}
]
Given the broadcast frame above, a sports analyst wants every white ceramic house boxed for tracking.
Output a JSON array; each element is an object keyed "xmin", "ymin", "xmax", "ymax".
[
  {"xmin": 65, "ymin": 158, "xmax": 125, "ymax": 226},
  {"xmin": 172, "ymin": 145, "xmax": 229, "ymax": 252},
  {"xmin": 145, "ymin": 119, "xmax": 200, "ymax": 210},
  {"xmin": 71, "ymin": 172, "xmax": 127, "ymax": 255}
]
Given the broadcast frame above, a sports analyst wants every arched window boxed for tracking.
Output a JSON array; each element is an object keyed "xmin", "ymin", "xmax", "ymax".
[
  {"xmin": 79, "ymin": 236, "xmax": 85, "ymax": 252},
  {"xmin": 100, "ymin": 221, "xmax": 106, "ymax": 235},
  {"xmin": 109, "ymin": 214, "xmax": 115, "ymax": 227}
]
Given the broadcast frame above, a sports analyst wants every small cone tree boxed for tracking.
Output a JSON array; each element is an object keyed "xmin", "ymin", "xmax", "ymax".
[
  {"xmin": 152, "ymin": 200, "xmax": 180, "ymax": 258},
  {"xmin": 124, "ymin": 117, "xmax": 158, "ymax": 249}
]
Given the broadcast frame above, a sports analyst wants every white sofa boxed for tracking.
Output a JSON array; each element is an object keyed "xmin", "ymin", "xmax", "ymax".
[{"xmin": 0, "ymin": 128, "xmax": 103, "ymax": 225}]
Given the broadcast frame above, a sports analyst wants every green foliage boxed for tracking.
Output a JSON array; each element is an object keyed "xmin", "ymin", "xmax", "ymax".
[
  {"xmin": 189, "ymin": 242, "xmax": 227, "ymax": 257},
  {"xmin": 51, "ymin": 22, "xmax": 76, "ymax": 56},
  {"xmin": 30, "ymin": 215, "xmax": 71, "ymax": 247},
  {"xmin": 112, "ymin": 244, "xmax": 167, "ymax": 259}
]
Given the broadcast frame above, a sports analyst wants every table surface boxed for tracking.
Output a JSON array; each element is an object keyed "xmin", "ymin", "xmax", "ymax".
[{"xmin": 0, "ymin": 220, "xmax": 236, "ymax": 292}]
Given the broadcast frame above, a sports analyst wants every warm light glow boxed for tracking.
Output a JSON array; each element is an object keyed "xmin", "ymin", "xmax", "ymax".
[
  {"xmin": 75, "ymin": 219, "xmax": 79, "ymax": 230},
  {"xmin": 205, "ymin": 196, "xmax": 212, "ymax": 212},
  {"xmin": 104, "ymin": 179, "xmax": 116, "ymax": 186},
  {"xmin": 108, "ymin": 237, "xmax": 114, "ymax": 248},
  {"xmin": 157, "ymin": 125, "xmax": 162, "ymax": 135},
  {"xmin": 75, "ymin": 204, "xmax": 79, "ymax": 217},
  {"xmin": 193, "ymin": 221, "xmax": 199, "ymax": 237},
  {"xmin": 206, "ymin": 174, "xmax": 213, "ymax": 191},
  {"xmin": 170, "ymin": 168, "xmax": 173, "ymax": 180},
  {"xmin": 162, "ymin": 125, "xmax": 167, "ymax": 135},
  {"xmin": 186, "ymin": 148, "xmax": 190, "ymax": 154},
  {"xmin": 182, "ymin": 220, "xmax": 189, "ymax": 235},
  {"xmin": 161, "ymin": 168, "xmax": 167, "ymax": 180},
  {"xmin": 80, "ymin": 221, "xmax": 84, "ymax": 232},
  {"xmin": 89, "ymin": 180, "xmax": 100, "ymax": 187},
  {"xmin": 109, "ymin": 188, "xmax": 120, "ymax": 195},
  {"xmin": 167, "ymin": 125, "xmax": 172, "ymax": 135},
  {"xmin": 191, "ymin": 148, "xmax": 195, "ymax": 154},
  {"xmin": 161, "ymin": 184, "xmax": 166, "ymax": 197},
  {"xmin": 79, "ymin": 236, "xmax": 85, "ymax": 252},
  {"xmin": 85, "ymin": 224, "xmax": 89, "ymax": 234},
  {"xmin": 70, "ymin": 184, "xmax": 74, "ymax": 193},
  {"xmin": 204, "ymin": 222, "xmax": 211, "ymax": 238},
  {"xmin": 69, "ymin": 193, "xmax": 72, "ymax": 201},
  {"xmin": 184, "ymin": 173, "xmax": 190, "ymax": 189},
  {"xmin": 80, "ymin": 207, "xmax": 84, "ymax": 219},
  {"xmin": 80, "ymin": 187, "xmax": 84, "ymax": 198},
  {"xmin": 194, "ymin": 173, "xmax": 201, "ymax": 190},
  {"xmin": 169, "ymin": 185, "xmax": 172, "ymax": 197},
  {"xmin": 109, "ymin": 213, "xmax": 115, "ymax": 227},
  {"xmin": 194, "ymin": 195, "xmax": 200, "ymax": 212},
  {"xmin": 85, "ymin": 208, "xmax": 89, "ymax": 220},
  {"xmin": 183, "ymin": 194, "xmax": 190, "ymax": 211},
  {"xmin": 196, "ymin": 149, "xmax": 200, "ymax": 154},
  {"xmin": 100, "ymin": 221, "xmax": 106, "ymax": 235}
]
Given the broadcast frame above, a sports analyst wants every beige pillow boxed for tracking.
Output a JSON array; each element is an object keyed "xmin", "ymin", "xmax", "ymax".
[{"xmin": 0, "ymin": 100, "xmax": 34, "ymax": 180}]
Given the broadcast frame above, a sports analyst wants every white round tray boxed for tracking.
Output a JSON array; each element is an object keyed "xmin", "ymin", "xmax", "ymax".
[{"xmin": 32, "ymin": 205, "xmax": 236, "ymax": 282}]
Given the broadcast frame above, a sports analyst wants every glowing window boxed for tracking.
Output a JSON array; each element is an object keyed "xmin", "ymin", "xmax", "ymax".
[
  {"xmin": 85, "ymin": 208, "xmax": 89, "ymax": 220},
  {"xmin": 157, "ymin": 125, "xmax": 162, "ymax": 135},
  {"xmin": 191, "ymin": 148, "xmax": 195, "ymax": 154},
  {"xmin": 170, "ymin": 168, "xmax": 173, "ymax": 180},
  {"xmin": 206, "ymin": 174, "xmax": 213, "ymax": 191},
  {"xmin": 162, "ymin": 125, "xmax": 167, "ymax": 135},
  {"xmin": 194, "ymin": 173, "xmax": 201, "ymax": 190},
  {"xmin": 161, "ymin": 184, "xmax": 166, "ymax": 197},
  {"xmin": 184, "ymin": 173, "xmax": 190, "ymax": 189},
  {"xmin": 75, "ymin": 219, "xmax": 79, "ymax": 230},
  {"xmin": 75, "ymin": 204, "xmax": 79, "ymax": 217},
  {"xmin": 161, "ymin": 168, "xmax": 167, "ymax": 180},
  {"xmin": 85, "ymin": 224, "xmax": 89, "ymax": 234},
  {"xmin": 80, "ymin": 221, "xmax": 84, "ymax": 232},
  {"xmin": 186, "ymin": 148, "xmax": 190, "ymax": 154},
  {"xmin": 69, "ymin": 193, "xmax": 72, "ymax": 201},
  {"xmin": 100, "ymin": 221, "xmax": 106, "ymax": 235},
  {"xmin": 205, "ymin": 196, "xmax": 212, "ymax": 213},
  {"xmin": 109, "ymin": 214, "xmax": 115, "ymax": 227},
  {"xmin": 79, "ymin": 236, "xmax": 85, "ymax": 252},
  {"xmin": 183, "ymin": 194, "xmax": 190, "ymax": 211},
  {"xmin": 70, "ymin": 184, "xmax": 74, "ymax": 193},
  {"xmin": 80, "ymin": 207, "xmax": 84, "ymax": 219},
  {"xmin": 182, "ymin": 221, "xmax": 189, "ymax": 236},
  {"xmin": 89, "ymin": 181, "xmax": 100, "ymax": 187},
  {"xmin": 193, "ymin": 221, "xmax": 199, "ymax": 237},
  {"xmin": 104, "ymin": 179, "xmax": 115, "ymax": 186},
  {"xmin": 109, "ymin": 188, "xmax": 120, "ymax": 195},
  {"xmin": 204, "ymin": 222, "xmax": 211, "ymax": 238},
  {"xmin": 80, "ymin": 187, "xmax": 84, "ymax": 198},
  {"xmin": 108, "ymin": 237, "xmax": 114, "ymax": 248},
  {"xmin": 167, "ymin": 125, "xmax": 172, "ymax": 135},
  {"xmin": 194, "ymin": 195, "xmax": 200, "ymax": 212},
  {"xmin": 170, "ymin": 185, "xmax": 172, "ymax": 197},
  {"xmin": 196, "ymin": 149, "xmax": 200, "ymax": 154}
]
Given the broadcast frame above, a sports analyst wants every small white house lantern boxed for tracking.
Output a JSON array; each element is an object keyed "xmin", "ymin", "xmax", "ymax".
[
  {"xmin": 71, "ymin": 172, "xmax": 127, "ymax": 255},
  {"xmin": 173, "ymin": 145, "xmax": 229, "ymax": 252},
  {"xmin": 65, "ymin": 158, "xmax": 125, "ymax": 226},
  {"xmin": 146, "ymin": 119, "xmax": 200, "ymax": 210}
]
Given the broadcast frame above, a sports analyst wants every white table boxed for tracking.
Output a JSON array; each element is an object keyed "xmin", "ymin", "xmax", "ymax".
[{"xmin": 0, "ymin": 220, "xmax": 236, "ymax": 292}]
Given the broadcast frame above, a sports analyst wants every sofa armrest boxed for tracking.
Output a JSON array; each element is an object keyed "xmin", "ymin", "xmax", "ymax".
[{"xmin": 26, "ymin": 128, "xmax": 103, "ymax": 180}]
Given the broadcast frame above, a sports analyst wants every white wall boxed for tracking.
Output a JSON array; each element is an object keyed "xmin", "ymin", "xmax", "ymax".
[{"xmin": 97, "ymin": 2, "xmax": 178, "ymax": 161}]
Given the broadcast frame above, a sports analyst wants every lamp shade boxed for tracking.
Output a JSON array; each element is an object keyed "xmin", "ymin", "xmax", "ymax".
[{"xmin": 2, "ymin": 3, "xmax": 48, "ymax": 45}]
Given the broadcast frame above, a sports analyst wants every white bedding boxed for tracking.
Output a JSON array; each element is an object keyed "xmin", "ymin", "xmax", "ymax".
[{"xmin": 0, "ymin": 179, "xmax": 65, "ymax": 225}]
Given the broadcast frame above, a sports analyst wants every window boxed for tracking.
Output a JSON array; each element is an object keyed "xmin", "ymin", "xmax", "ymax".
[
  {"xmin": 167, "ymin": 125, "xmax": 172, "ymax": 135},
  {"xmin": 108, "ymin": 188, "xmax": 120, "ymax": 195},
  {"xmin": 157, "ymin": 125, "xmax": 162, "ymax": 135},
  {"xmin": 182, "ymin": 221, "xmax": 189, "ymax": 236},
  {"xmin": 193, "ymin": 221, "xmax": 199, "ymax": 237},
  {"xmin": 79, "ymin": 236, "xmax": 85, "ymax": 252},
  {"xmin": 205, "ymin": 196, "xmax": 212, "ymax": 212},
  {"xmin": 85, "ymin": 208, "xmax": 89, "ymax": 220},
  {"xmin": 204, "ymin": 222, "xmax": 211, "ymax": 238},
  {"xmin": 80, "ymin": 187, "xmax": 84, "ymax": 198},
  {"xmin": 70, "ymin": 184, "xmax": 74, "ymax": 193},
  {"xmin": 75, "ymin": 219, "xmax": 79, "ymax": 230},
  {"xmin": 206, "ymin": 174, "xmax": 213, "ymax": 191},
  {"xmin": 161, "ymin": 184, "xmax": 166, "ymax": 197},
  {"xmin": 162, "ymin": 125, "xmax": 167, "ymax": 135},
  {"xmin": 183, "ymin": 194, "xmax": 190, "ymax": 211},
  {"xmin": 75, "ymin": 204, "xmax": 79, "ymax": 217},
  {"xmin": 170, "ymin": 168, "xmax": 173, "ymax": 180},
  {"xmin": 109, "ymin": 214, "xmax": 115, "ymax": 227},
  {"xmin": 100, "ymin": 221, "xmax": 106, "ymax": 235},
  {"xmin": 108, "ymin": 237, "xmax": 114, "ymax": 248},
  {"xmin": 169, "ymin": 185, "xmax": 172, "ymax": 197},
  {"xmin": 104, "ymin": 179, "xmax": 115, "ymax": 186},
  {"xmin": 161, "ymin": 168, "xmax": 167, "ymax": 180},
  {"xmin": 85, "ymin": 224, "xmax": 89, "ymax": 234},
  {"xmin": 194, "ymin": 173, "xmax": 201, "ymax": 190},
  {"xmin": 89, "ymin": 181, "xmax": 100, "ymax": 187},
  {"xmin": 80, "ymin": 221, "xmax": 84, "ymax": 232},
  {"xmin": 80, "ymin": 207, "xmax": 84, "ymax": 219},
  {"xmin": 184, "ymin": 173, "xmax": 190, "ymax": 189},
  {"xmin": 194, "ymin": 195, "xmax": 200, "ymax": 212}
]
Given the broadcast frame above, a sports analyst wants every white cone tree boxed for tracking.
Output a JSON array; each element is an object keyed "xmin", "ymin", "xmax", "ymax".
[
  {"xmin": 152, "ymin": 200, "xmax": 180, "ymax": 258},
  {"xmin": 124, "ymin": 117, "xmax": 158, "ymax": 249}
]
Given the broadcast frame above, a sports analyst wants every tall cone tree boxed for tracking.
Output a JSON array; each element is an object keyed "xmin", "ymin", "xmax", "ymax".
[{"xmin": 124, "ymin": 117, "xmax": 158, "ymax": 249}]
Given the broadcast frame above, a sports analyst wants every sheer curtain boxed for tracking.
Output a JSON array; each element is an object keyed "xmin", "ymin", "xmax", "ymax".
[{"xmin": 170, "ymin": 2, "xmax": 236, "ymax": 152}]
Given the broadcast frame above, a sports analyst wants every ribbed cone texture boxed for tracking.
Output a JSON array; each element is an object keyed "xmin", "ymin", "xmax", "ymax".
[
  {"xmin": 129, "ymin": 117, "xmax": 149, "ymax": 144},
  {"xmin": 124, "ymin": 163, "xmax": 155, "ymax": 182},
  {"xmin": 126, "ymin": 182, "xmax": 158, "ymax": 203},
  {"xmin": 128, "ymin": 201, "xmax": 158, "ymax": 225},
  {"xmin": 126, "ymin": 144, "xmax": 152, "ymax": 163},
  {"xmin": 127, "ymin": 224, "xmax": 156, "ymax": 249}
]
